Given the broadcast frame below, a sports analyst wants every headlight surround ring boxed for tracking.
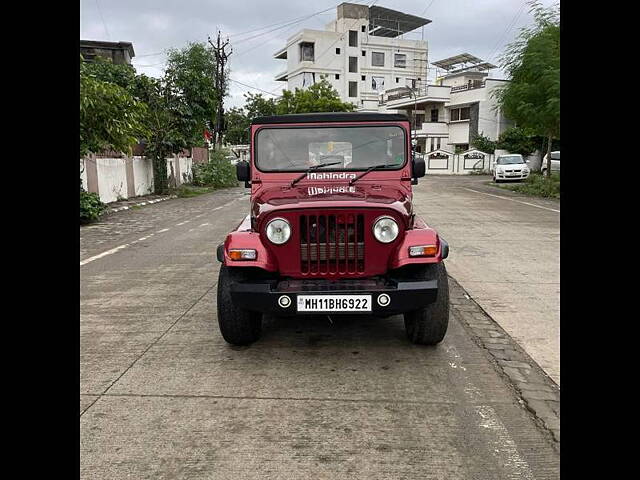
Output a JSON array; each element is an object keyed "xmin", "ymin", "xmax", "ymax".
[
  {"xmin": 265, "ymin": 217, "xmax": 291, "ymax": 245},
  {"xmin": 372, "ymin": 216, "xmax": 399, "ymax": 243}
]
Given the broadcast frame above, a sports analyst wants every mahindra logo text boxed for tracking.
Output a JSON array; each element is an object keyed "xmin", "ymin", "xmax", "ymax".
[{"xmin": 308, "ymin": 172, "xmax": 357, "ymax": 180}]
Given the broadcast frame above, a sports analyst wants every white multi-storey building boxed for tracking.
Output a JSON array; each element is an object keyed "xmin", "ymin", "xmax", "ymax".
[
  {"xmin": 274, "ymin": 2, "xmax": 430, "ymax": 111},
  {"xmin": 381, "ymin": 53, "xmax": 513, "ymax": 154}
]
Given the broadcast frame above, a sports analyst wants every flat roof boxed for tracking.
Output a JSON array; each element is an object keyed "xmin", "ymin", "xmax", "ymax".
[
  {"xmin": 80, "ymin": 40, "xmax": 135, "ymax": 57},
  {"xmin": 368, "ymin": 5, "xmax": 431, "ymax": 37},
  {"xmin": 251, "ymin": 112, "xmax": 409, "ymax": 125},
  {"xmin": 432, "ymin": 53, "xmax": 483, "ymax": 70}
]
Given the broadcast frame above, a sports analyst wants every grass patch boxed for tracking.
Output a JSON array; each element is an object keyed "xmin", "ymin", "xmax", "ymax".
[
  {"xmin": 494, "ymin": 172, "xmax": 560, "ymax": 199},
  {"xmin": 175, "ymin": 185, "xmax": 216, "ymax": 198}
]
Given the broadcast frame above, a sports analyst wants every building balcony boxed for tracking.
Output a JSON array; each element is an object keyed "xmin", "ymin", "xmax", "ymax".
[
  {"xmin": 414, "ymin": 121, "xmax": 448, "ymax": 137},
  {"xmin": 273, "ymin": 46, "xmax": 287, "ymax": 59},
  {"xmin": 274, "ymin": 70, "xmax": 288, "ymax": 82},
  {"xmin": 383, "ymin": 85, "xmax": 451, "ymax": 108}
]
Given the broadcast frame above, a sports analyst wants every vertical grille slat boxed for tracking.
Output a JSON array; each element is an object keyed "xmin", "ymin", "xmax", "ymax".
[{"xmin": 300, "ymin": 212, "xmax": 365, "ymax": 276}]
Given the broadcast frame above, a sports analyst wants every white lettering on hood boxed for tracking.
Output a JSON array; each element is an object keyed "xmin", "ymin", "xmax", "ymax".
[
  {"xmin": 307, "ymin": 186, "xmax": 357, "ymax": 196},
  {"xmin": 308, "ymin": 172, "xmax": 357, "ymax": 180}
]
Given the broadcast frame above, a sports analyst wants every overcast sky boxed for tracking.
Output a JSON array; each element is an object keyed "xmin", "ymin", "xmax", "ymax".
[{"xmin": 80, "ymin": 0, "xmax": 557, "ymax": 108}]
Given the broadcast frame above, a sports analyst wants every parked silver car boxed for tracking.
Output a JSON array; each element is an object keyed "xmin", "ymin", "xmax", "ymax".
[{"xmin": 541, "ymin": 151, "xmax": 560, "ymax": 174}]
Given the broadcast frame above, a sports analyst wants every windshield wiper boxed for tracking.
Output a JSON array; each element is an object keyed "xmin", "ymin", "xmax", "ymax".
[
  {"xmin": 348, "ymin": 164, "xmax": 390, "ymax": 186},
  {"xmin": 290, "ymin": 161, "xmax": 342, "ymax": 187}
]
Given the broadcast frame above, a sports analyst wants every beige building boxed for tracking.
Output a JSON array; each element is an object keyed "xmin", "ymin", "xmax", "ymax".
[{"xmin": 274, "ymin": 2, "xmax": 430, "ymax": 110}]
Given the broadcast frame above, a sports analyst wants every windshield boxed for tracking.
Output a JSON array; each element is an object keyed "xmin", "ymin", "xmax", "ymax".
[
  {"xmin": 497, "ymin": 155, "xmax": 524, "ymax": 165},
  {"xmin": 255, "ymin": 125, "xmax": 406, "ymax": 171}
]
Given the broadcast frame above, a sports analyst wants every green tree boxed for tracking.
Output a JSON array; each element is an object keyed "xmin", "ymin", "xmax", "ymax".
[
  {"xmin": 82, "ymin": 56, "xmax": 137, "ymax": 90},
  {"xmin": 224, "ymin": 107, "xmax": 250, "ymax": 145},
  {"xmin": 133, "ymin": 74, "xmax": 195, "ymax": 194},
  {"xmin": 496, "ymin": 127, "xmax": 539, "ymax": 155},
  {"xmin": 80, "ymin": 57, "xmax": 148, "ymax": 157},
  {"xmin": 164, "ymin": 42, "xmax": 218, "ymax": 147},
  {"xmin": 275, "ymin": 78, "xmax": 355, "ymax": 114},
  {"xmin": 471, "ymin": 132, "xmax": 497, "ymax": 154},
  {"xmin": 493, "ymin": 1, "xmax": 559, "ymax": 175},
  {"xmin": 244, "ymin": 92, "xmax": 278, "ymax": 119}
]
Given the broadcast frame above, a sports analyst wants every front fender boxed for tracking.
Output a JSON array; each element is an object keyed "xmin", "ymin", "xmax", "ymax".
[
  {"xmin": 217, "ymin": 215, "xmax": 278, "ymax": 271},
  {"xmin": 388, "ymin": 216, "xmax": 449, "ymax": 269}
]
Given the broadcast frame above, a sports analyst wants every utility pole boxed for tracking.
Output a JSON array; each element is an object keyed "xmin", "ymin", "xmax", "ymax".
[{"xmin": 208, "ymin": 31, "xmax": 232, "ymax": 150}]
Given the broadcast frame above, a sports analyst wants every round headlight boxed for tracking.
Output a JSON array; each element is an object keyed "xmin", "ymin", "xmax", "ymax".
[
  {"xmin": 265, "ymin": 218, "xmax": 291, "ymax": 245},
  {"xmin": 373, "ymin": 216, "xmax": 399, "ymax": 243}
]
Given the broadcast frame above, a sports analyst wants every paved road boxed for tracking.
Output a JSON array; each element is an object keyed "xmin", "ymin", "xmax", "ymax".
[
  {"xmin": 80, "ymin": 185, "xmax": 559, "ymax": 479},
  {"xmin": 412, "ymin": 176, "xmax": 560, "ymax": 385}
]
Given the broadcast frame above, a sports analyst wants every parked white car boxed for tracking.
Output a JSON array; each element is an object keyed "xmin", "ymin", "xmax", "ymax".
[
  {"xmin": 541, "ymin": 151, "xmax": 560, "ymax": 175},
  {"xmin": 493, "ymin": 154, "xmax": 530, "ymax": 182}
]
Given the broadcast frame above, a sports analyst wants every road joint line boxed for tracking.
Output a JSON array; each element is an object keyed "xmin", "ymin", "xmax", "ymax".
[{"xmin": 461, "ymin": 188, "xmax": 560, "ymax": 212}]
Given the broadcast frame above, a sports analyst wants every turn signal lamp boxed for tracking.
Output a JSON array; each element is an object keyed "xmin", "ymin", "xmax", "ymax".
[
  {"xmin": 409, "ymin": 245, "xmax": 438, "ymax": 257},
  {"xmin": 228, "ymin": 249, "xmax": 257, "ymax": 261}
]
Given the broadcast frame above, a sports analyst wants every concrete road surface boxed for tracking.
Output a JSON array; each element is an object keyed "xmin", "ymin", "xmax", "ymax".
[
  {"xmin": 412, "ymin": 176, "xmax": 560, "ymax": 385},
  {"xmin": 80, "ymin": 185, "xmax": 559, "ymax": 479}
]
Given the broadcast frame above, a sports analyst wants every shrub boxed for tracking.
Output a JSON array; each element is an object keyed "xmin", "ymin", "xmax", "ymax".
[
  {"xmin": 192, "ymin": 149, "xmax": 238, "ymax": 188},
  {"xmin": 80, "ymin": 190, "xmax": 107, "ymax": 224},
  {"xmin": 498, "ymin": 172, "xmax": 560, "ymax": 198}
]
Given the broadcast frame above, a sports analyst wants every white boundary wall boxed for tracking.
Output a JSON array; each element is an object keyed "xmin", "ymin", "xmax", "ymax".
[{"xmin": 81, "ymin": 154, "xmax": 194, "ymax": 204}]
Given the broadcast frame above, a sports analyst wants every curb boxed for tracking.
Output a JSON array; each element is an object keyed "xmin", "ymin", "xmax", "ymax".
[
  {"xmin": 106, "ymin": 195, "xmax": 177, "ymax": 215},
  {"xmin": 448, "ymin": 276, "xmax": 560, "ymax": 448}
]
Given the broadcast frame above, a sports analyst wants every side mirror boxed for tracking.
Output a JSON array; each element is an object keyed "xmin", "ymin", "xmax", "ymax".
[
  {"xmin": 412, "ymin": 155, "xmax": 426, "ymax": 179},
  {"xmin": 236, "ymin": 160, "xmax": 250, "ymax": 182}
]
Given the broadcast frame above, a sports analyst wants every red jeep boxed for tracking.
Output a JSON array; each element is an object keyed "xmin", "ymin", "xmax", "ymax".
[{"xmin": 216, "ymin": 112, "xmax": 449, "ymax": 345}]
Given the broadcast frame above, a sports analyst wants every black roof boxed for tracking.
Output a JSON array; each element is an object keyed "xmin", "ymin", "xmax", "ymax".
[{"xmin": 251, "ymin": 112, "xmax": 409, "ymax": 124}]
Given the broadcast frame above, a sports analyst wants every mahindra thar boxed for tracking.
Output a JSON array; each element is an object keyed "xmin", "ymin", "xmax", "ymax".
[{"xmin": 216, "ymin": 112, "xmax": 450, "ymax": 346}]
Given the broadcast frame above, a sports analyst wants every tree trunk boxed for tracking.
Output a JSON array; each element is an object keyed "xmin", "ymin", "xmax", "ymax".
[
  {"xmin": 153, "ymin": 153, "xmax": 169, "ymax": 194},
  {"xmin": 545, "ymin": 133, "xmax": 553, "ymax": 177}
]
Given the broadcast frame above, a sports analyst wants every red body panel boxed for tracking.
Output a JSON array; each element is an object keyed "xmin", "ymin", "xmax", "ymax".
[{"xmin": 222, "ymin": 120, "xmax": 445, "ymax": 278}]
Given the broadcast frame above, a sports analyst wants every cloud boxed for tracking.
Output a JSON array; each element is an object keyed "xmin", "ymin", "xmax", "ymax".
[{"xmin": 80, "ymin": 0, "xmax": 558, "ymax": 109}]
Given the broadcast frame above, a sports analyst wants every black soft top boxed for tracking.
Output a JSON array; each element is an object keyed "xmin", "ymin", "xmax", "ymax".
[{"xmin": 251, "ymin": 112, "xmax": 409, "ymax": 125}]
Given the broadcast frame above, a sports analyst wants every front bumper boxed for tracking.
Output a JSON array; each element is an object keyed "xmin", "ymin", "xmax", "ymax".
[{"xmin": 230, "ymin": 276, "xmax": 438, "ymax": 316}]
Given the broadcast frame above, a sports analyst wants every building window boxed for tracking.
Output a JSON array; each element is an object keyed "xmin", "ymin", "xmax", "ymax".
[
  {"xmin": 335, "ymin": 74, "xmax": 340, "ymax": 80},
  {"xmin": 415, "ymin": 114, "xmax": 424, "ymax": 129},
  {"xmin": 300, "ymin": 42, "xmax": 314, "ymax": 62},
  {"xmin": 336, "ymin": 48, "xmax": 340, "ymax": 54},
  {"xmin": 349, "ymin": 30, "xmax": 358, "ymax": 47},
  {"xmin": 361, "ymin": 75, "xmax": 366, "ymax": 81},
  {"xmin": 431, "ymin": 109, "xmax": 438, "ymax": 122},
  {"xmin": 348, "ymin": 81, "xmax": 357, "ymax": 97},
  {"xmin": 372, "ymin": 76, "xmax": 385, "ymax": 91},
  {"xmin": 406, "ymin": 78, "xmax": 416, "ymax": 89},
  {"xmin": 361, "ymin": 25, "xmax": 366, "ymax": 32},
  {"xmin": 395, "ymin": 77, "xmax": 399, "ymax": 83},
  {"xmin": 362, "ymin": 50, "xmax": 366, "ymax": 56},
  {"xmin": 349, "ymin": 56, "xmax": 358, "ymax": 73},
  {"xmin": 437, "ymin": 138, "xmax": 441, "ymax": 150},
  {"xmin": 430, "ymin": 138, "xmax": 435, "ymax": 152},
  {"xmin": 394, "ymin": 53, "xmax": 406, "ymax": 68},
  {"xmin": 450, "ymin": 108, "xmax": 470, "ymax": 121},
  {"xmin": 372, "ymin": 52, "xmax": 384, "ymax": 66}
]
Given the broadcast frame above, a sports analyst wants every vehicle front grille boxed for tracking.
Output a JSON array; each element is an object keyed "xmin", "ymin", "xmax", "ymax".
[{"xmin": 300, "ymin": 213, "xmax": 365, "ymax": 274}]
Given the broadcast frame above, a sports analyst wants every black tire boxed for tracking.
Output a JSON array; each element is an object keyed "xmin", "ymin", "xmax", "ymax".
[
  {"xmin": 217, "ymin": 265, "xmax": 262, "ymax": 345},
  {"xmin": 403, "ymin": 263, "xmax": 449, "ymax": 345}
]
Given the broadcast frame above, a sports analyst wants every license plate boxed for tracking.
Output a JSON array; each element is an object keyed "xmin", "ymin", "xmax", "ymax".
[{"xmin": 297, "ymin": 295, "xmax": 371, "ymax": 312}]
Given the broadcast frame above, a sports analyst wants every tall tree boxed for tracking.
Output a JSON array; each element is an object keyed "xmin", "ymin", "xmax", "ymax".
[
  {"xmin": 80, "ymin": 57, "xmax": 148, "ymax": 157},
  {"xmin": 164, "ymin": 42, "xmax": 219, "ymax": 147},
  {"xmin": 244, "ymin": 92, "xmax": 278, "ymax": 119},
  {"xmin": 493, "ymin": 1, "xmax": 559, "ymax": 175}
]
